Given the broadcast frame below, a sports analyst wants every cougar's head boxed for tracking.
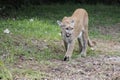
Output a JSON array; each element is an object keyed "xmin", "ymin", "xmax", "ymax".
[{"xmin": 57, "ymin": 18, "xmax": 75, "ymax": 39}]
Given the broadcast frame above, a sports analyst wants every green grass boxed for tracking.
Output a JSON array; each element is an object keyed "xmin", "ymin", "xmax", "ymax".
[
  {"xmin": 0, "ymin": 4, "xmax": 120, "ymax": 79},
  {"xmin": 0, "ymin": 61, "xmax": 13, "ymax": 80}
]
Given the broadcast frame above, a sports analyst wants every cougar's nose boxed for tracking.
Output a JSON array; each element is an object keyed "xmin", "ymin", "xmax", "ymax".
[{"xmin": 66, "ymin": 33, "xmax": 71, "ymax": 37}]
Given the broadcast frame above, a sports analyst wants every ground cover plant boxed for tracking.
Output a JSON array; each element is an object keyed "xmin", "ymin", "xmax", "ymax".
[{"xmin": 0, "ymin": 4, "xmax": 120, "ymax": 80}]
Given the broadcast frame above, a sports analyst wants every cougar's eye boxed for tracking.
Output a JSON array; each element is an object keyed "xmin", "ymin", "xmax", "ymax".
[
  {"xmin": 69, "ymin": 27, "xmax": 73, "ymax": 30},
  {"xmin": 66, "ymin": 28, "xmax": 69, "ymax": 30}
]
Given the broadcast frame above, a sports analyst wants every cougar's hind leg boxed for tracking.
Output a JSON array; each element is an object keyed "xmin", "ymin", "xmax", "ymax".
[
  {"xmin": 80, "ymin": 30, "xmax": 88, "ymax": 57},
  {"xmin": 78, "ymin": 38, "xmax": 82, "ymax": 53},
  {"xmin": 78, "ymin": 31, "xmax": 83, "ymax": 53}
]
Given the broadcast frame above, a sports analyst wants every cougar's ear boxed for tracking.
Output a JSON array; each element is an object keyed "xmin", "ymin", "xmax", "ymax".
[
  {"xmin": 57, "ymin": 20, "xmax": 63, "ymax": 26},
  {"xmin": 71, "ymin": 20, "xmax": 75, "ymax": 27}
]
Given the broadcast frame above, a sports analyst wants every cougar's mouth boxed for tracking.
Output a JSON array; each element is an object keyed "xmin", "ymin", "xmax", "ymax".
[{"xmin": 66, "ymin": 33, "xmax": 71, "ymax": 37}]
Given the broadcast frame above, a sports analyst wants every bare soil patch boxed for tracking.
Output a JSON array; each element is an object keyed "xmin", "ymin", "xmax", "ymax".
[
  {"xmin": 48, "ymin": 55, "xmax": 120, "ymax": 80},
  {"xmin": 13, "ymin": 54, "xmax": 120, "ymax": 80},
  {"xmin": 98, "ymin": 23, "xmax": 120, "ymax": 40}
]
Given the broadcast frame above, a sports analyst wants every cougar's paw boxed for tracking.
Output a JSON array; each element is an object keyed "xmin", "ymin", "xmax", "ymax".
[
  {"xmin": 80, "ymin": 53, "xmax": 86, "ymax": 57},
  {"xmin": 63, "ymin": 56, "xmax": 70, "ymax": 61}
]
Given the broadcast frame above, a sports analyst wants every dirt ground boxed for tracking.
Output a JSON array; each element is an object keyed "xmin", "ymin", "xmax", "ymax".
[{"xmin": 13, "ymin": 24, "xmax": 120, "ymax": 80}]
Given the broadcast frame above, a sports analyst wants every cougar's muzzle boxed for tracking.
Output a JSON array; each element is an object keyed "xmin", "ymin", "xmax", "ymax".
[{"xmin": 66, "ymin": 33, "xmax": 71, "ymax": 37}]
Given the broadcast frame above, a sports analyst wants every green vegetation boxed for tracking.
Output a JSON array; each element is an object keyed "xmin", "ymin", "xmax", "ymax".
[
  {"xmin": 0, "ymin": 61, "xmax": 12, "ymax": 80},
  {"xmin": 0, "ymin": 4, "xmax": 120, "ymax": 79}
]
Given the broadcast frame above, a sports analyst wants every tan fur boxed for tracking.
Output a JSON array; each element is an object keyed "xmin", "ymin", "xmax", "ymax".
[{"xmin": 57, "ymin": 8, "xmax": 95, "ymax": 61}]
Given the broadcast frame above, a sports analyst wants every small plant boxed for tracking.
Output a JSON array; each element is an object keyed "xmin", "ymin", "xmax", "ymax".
[{"xmin": 0, "ymin": 60, "xmax": 13, "ymax": 80}]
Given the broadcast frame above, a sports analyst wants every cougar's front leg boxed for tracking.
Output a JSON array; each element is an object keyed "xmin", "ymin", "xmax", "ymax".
[
  {"xmin": 63, "ymin": 40, "xmax": 68, "ymax": 51},
  {"xmin": 64, "ymin": 41, "xmax": 75, "ymax": 61}
]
